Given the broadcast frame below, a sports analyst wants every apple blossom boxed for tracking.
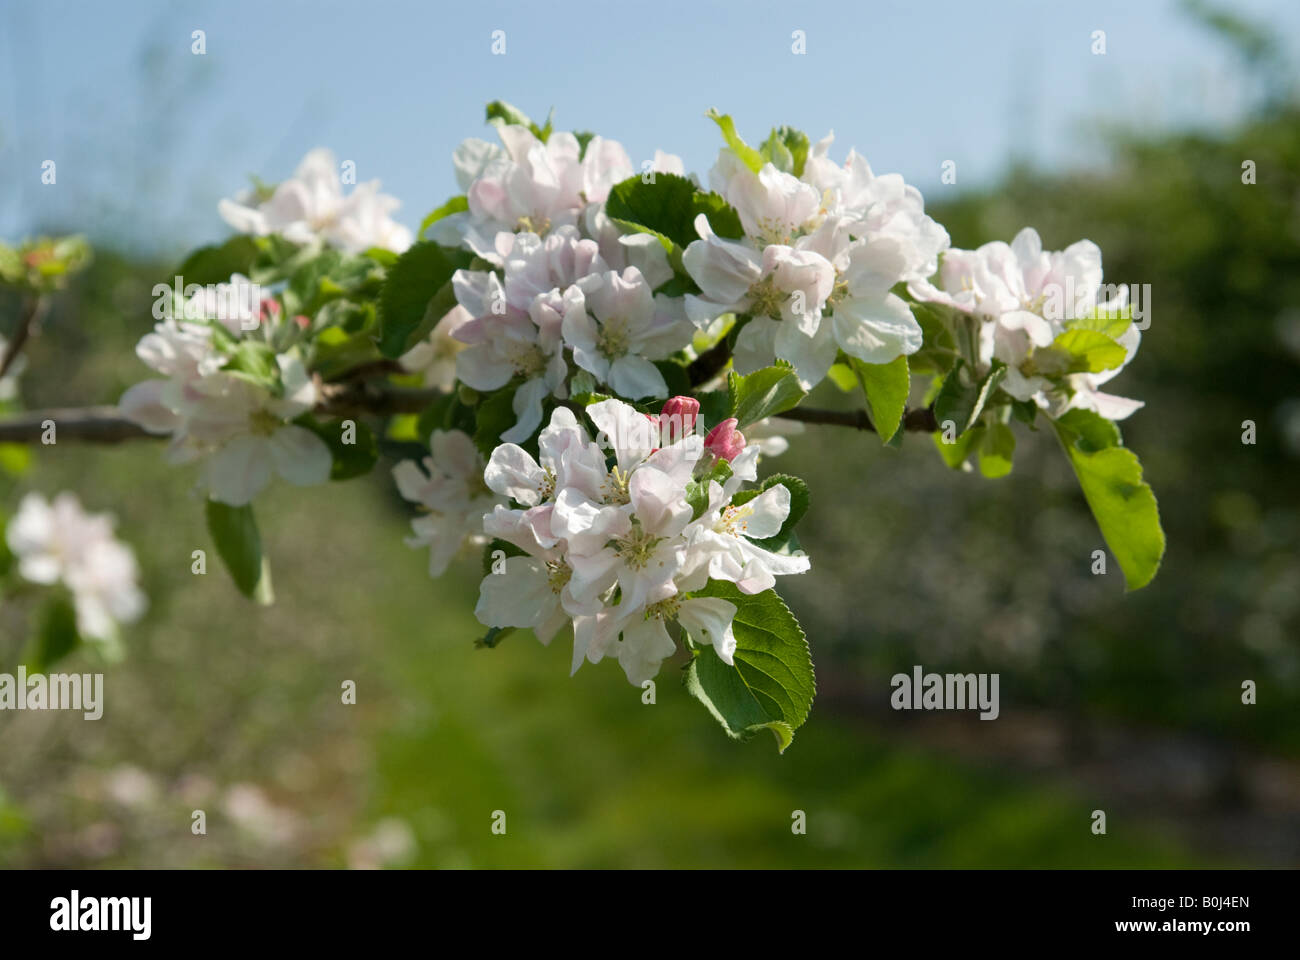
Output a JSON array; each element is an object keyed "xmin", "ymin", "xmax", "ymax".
[
  {"xmin": 6, "ymin": 492, "xmax": 146, "ymax": 646},
  {"xmin": 909, "ymin": 227, "xmax": 1143, "ymax": 419},
  {"xmin": 219, "ymin": 148, "xmax": 412, "ymax": 254},
  {"xmin": 392, "ymin": 429, "xmax": 501, "ymax": 577}
]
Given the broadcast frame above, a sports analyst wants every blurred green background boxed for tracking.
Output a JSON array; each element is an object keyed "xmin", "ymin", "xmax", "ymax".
[{"xmin": 2, "ymin": 6, "xmax": 1298, "ymax": 868}]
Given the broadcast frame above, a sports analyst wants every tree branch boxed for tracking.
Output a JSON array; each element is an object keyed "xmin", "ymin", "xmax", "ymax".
[
  {"xmin": 687, "ymin": 338, "xmax": 732, "ymax": 387},
  {"xmin": 774, "ymin": 405, "xmax": 938, "ymax": 433},
  {"xmin": 0, "ymin": 406, "xmax": 157, "ymax": 444},
  {"xmin": 0, "ymin": 296, "xmax": 44, "ymax": 381},
  {"xmin": 0, "ymin": 390, "xmax": 936, "ymax": 447}
]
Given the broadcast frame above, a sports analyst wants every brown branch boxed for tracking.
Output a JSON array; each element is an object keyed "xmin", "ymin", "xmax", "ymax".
[
  {"xmin": 0, "ymin": 406, "xmax": 157, "ymax": 444},
  {"xmin": 775, "ymin": 405, "xmax": 938, "ymax": 433},
  {"xmin": 0, "ymin": 385, "xmax": 448, "ymax": 445},
  {"xmin": 688, "ymin": 338, "xmax": 732, "ymax": 387},
  {"xmin": 0, "ymin": 296, "xmax": 44, "ymax": 381}
]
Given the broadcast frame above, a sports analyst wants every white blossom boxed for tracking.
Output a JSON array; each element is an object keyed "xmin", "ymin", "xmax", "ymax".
[
  {"xmin": 392, "ymin": 429, "xmax": 501, "ymax": 577},
  {"xmin": 6, "ymin": 491, "xmax": 146, "ymax": 645},
  {"xmin": 219, "ymin": 148, "xmax": 412, "ymax": 254}
]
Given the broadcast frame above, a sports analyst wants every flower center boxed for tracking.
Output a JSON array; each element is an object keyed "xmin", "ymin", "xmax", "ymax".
[
  {"xmin": 714, "ymin": 503, "xmax": 756, "ymax": 537},
  {"xmin": 546, "ymin": 560, "xmax": 571, "ymax": 594},
  {"xmin": 601, "ymin": 465, "xmax": 631, "ymax": 505},
  {"xmin": 248, "ymin": 409, "xmax": 281, "ymax": 437},
  {"xmin": 516, "ymin": 214, "xmax": 552, "ymax": 235},
  {"xmin": 506, "ymin": 342, "xmax": 547, "ymax": 378},
  {"xmin": 596, "ymin": 316, "xmax": 631, "ymax": 359},
  {"xmin": 644, "ymin": 594, "xmax": 682, "ymax": 621},
  {"xmin": 748, "ymin": 278, "xmax": 786, "ymax": 320},
  {"xmin": 613, "ymin": 523, "xmax": 661, "ymax": 571}
]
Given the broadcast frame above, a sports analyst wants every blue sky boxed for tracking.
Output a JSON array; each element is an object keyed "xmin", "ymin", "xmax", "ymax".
[{"xmin": 2, "ymin": 0, "xmax": 1296, "ymax": 253}]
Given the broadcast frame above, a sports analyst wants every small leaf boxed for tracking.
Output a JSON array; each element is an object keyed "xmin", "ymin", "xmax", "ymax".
[
  {"xmin": 850, "ymin": 355, "xmax": 909, "ymax": 442},
  {"xmin": 933, "ymin": 359, "xmax": 1005, "ymax": 437},
  {"xmin": 933, "ymin": 423, "xmax": 984, "ymax": 469},
  {"xmin": 29, "ymin": 592, "xmax": 81, "ymax": 671},
  {"xmin": 683, "ymin": 581, "xmax": 815, "ymax": 753},
  {"xmin": 297, "ymin": 416, "xmax": 378, "ymax": 480},
  {"xmin": 419, "ymin": 195, "xmax": 469, "ymax": 239},
  {"xmin": 705, "ymin": 109, "xmax": 765, "ymax": 173},
  {"xmin": 1052, "ymin": 410, "xmax": 1164, "ymax": 590},
  {"xmin": 377, "ymin": 242, "xmax": 473, "ymax": 358},
  {"xmin": 205, "ymin": 500, "xmax": 274, "ymax": 604},
  {"xmin": 222, "ymin": 340, "xmax": 280, "ymax": 391},
  {"xmin": 1042, "ymin": 329, "xmax": 1127, "ymax": 375},
  {"xmin": 978, "ymin": 421, "xmax": 1016, "ymax": 478},
  {"xmin": 472, "ymin": 383, "xmax": 522, "ymax": 457},
  {"xmin": 606, "ymin": 173, "xmax": 742, "ymax": 249},
  {"xmin": 728, "ymin": 365, "xmax": 806, "ymax": 427},
  {"xmin": 176, "ymin": 235, "xmax": 260, "ymax": 286}
]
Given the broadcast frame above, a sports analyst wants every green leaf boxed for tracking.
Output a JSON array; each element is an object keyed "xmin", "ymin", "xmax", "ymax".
[
  {"xmin": 606, "ymin": 173, "xmax": 743, "ymax": 250},
  {"xmin": 850, "ymin": 355, "xmax": 910, "ymax": 442},
  {"xmin": 705, "ymin": 109, "xmax": 765, "ymax": 173},
  {"xmin": 485, "ymin": 100, "xmax": 546, "ymax": 139},
  {"xmin": 472, "ymin": 383, "xmax": 522, "ymax": 457},
  {"xmin": 978, "ymin": 421, "xmax": 1016, "ymax": 478},
  {"xmin": 1039, "ymin": 329, "xmax": 1127, "ymax": 375},
  {"xmin": 933, "ymin": 423, "xmax": 984, "ymax": 469},
  {"xmin": 684, "ymin": 460, "xmax": 734, "ymax": 520},
  {"xmin": 933, "ymin": 359, "xmax": 1005, "ymax": 437},
  {"xmin": 728, "ymin": 365, "xmax": 806, "ymax": 427},
  {"xmin": 419, "ymin": 195, "xmax": 469, "ymax": 240},
  {"xmin": 29, "ymin": 592, "xmax": 81, "ymax": 671},
  {"xmin": 177, "ymin": 235, "xmax": 260, "ymax": 286},
  {"xmin": 310, "ymin": 326, "xmax": 382, "ymax": 381},
  {"xmin": 297, "ymin": 416, "xmax": 378, "ymax": 480},
  {"xmin": 825, "ymin": 363, "xmax": 857, "ymax": 392},
  {"xmin": 760, "ymin": 126, "xmax": 810, "ymax": 177},
  {"xmin": 204, "ymin": 500, "xmax": 274, "ymax": 604},
  {"xmin": 683, "ymin": 581, "xmax": 815, "ymax": 753},
  {"xmin": 222, "ymin": 340, "xmax": 280, "ymax": 391},
  {"xmin": 377, "ymin": 242, "xmax": 473, "ymax": 358},
  {"xmin": 476, "ymin": 626, "xmax": 516, "ymax": 649},
  {"xmin": 1052, "ymin": 410, "xmax": 1165, "ymax": 590},
  {"xmin": 1067, "ymin": 305, "xmax": 1133, "ymax": 340}
]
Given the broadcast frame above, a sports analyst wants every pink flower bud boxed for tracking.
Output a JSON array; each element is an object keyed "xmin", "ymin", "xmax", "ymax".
[
  {"xmin": 294, "ymin": 314, "xmax": 311, "ymax": 330},
  {"xmin": 658, "ymin": 395, "xmax": 700, "ymax": 444},
  {"xmin": 704, "ymin": 418, "xmax": 745, "ymax": 462}
]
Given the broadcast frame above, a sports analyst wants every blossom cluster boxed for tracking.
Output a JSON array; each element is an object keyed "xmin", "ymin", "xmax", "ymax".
[
  {"xmin": 119, "ymin": 298, "xmax": 331, "ymax": 507},
  {"xmin": 93, "ymin": 104, "xmax": 1157, "ymax": 741},
  {"xmin": 471, "ymin": 397, "xmax": 808, "ymax": 685},
  {"xmin": 909, "ymin": 226, "xmax": 1142, "ymax": 420},
  {"xmin": 413, "ymin": 122, "xmax": 692, "ymax": 441},
  {"xmin": 684, "ymin": 132, "xmax": 949, "ymax": 387},
  {"xmin": 6, "ymin": 492, "xmax": 146, "ymax": 648}
]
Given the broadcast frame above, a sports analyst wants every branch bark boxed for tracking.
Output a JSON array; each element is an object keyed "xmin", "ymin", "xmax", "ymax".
[
  {"xmin": 0, "ymin": 396, "xmax": 938, "ymax": 445},
  {"xmin": 774, "ymin": 405, "xmax": 938, "ymax": 433},
  {"xmin": 0, "ymin": 296, "xmax": 44, "ymax": 381}
]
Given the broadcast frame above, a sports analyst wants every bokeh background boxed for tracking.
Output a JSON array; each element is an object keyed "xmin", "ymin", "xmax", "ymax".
[{"xmin": 1, "ymin": 0, "xmax": 1298, "ymax": 868}]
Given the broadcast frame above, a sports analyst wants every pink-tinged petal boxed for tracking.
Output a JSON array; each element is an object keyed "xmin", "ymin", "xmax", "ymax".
[{"xmin": 704, "ymin": 418, "xmax": 746, "ymax": 462}]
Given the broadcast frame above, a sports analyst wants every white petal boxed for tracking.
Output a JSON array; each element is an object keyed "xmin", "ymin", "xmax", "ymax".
[
  {"xmin": 676, "ymin": 597, "xmax": 738, "ymax": 664},
  {"xmin": 207, "ymin": 435, "xmax": 273, "ymax": 505},
  {"xmin": 269, "ymin": 425, "xmax": 333, "ymax": 486}
]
